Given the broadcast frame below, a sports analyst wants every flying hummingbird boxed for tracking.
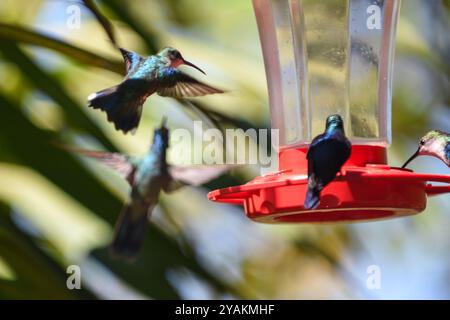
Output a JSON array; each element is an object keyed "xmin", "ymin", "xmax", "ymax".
[
  {"xmin": 304, "ymin": 114, "xmax": 351, "ymax": 210},
  {"xmin": 88, "ymin": 47, "xmax": 224, "ymax": 134},
  {"xmin": 70, "ymin": 119, "xmax": 234, "ymax": 259},
  {"xmin": 402, "ymin": 130, "xmax": 450, "ymax": 168}
]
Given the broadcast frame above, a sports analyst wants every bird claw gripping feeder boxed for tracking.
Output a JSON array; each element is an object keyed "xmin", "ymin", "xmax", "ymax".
[{"xmin": 208, "ymin": 0, "xmax": 450, "ymax": 223}]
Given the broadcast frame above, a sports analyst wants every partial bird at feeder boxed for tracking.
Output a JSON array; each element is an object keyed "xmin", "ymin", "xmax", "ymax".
[
  {"xmin": 88, "ymin": 47, "xmax": 224, "ymax": 134},
  {"xmin": 304, "ymin": 114, "xmax": 351, "ymax": 210},
  {"xmin": 402, "ymin": 130, "xmax": 450, "ymax": 168},
  {"xmin": 67, "ymin": 118, "xmax": 235, "ymax": 260}
]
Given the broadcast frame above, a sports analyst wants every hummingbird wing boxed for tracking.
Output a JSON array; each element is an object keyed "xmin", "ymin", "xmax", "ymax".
[
  {"xmin": 163, "ymin": 164, "xmax": 237, "ymax": 192},
  {"xmin": 70, "ymin": 148, "xmax": 136, "ymax": 185},
  {"xmin": 157, "ymin": 69, "xmax": 224, "ymax": 98},
  {"xmin": 119, "ymin": 48, "xmax": 143, "ymax": 74},
  {"xmin": 305, "ymin": 132, "xmax": 351, "ymax": 209}
]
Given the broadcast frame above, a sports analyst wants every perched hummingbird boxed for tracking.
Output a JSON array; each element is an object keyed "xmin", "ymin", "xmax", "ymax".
[
  {"xmin": 402, "ymin": 130, "xmax": 450, "ymax": 168},
  {"xmin": 88, "ymin": 47, "xmax": 224, "ymax": 134},
  {"xmin": 304, "ymin": 114, "xmax": 351, "ymax": 210},
  {"xmin": 71, "ymin": 119, "xmax": 234, "ymax": 259}
]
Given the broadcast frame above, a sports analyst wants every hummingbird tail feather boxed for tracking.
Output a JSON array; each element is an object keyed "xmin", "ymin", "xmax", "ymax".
[
  {"xmin": 110, "ymin": 200, "xmax": 151, "ymax": 259},
  {"xmin": 88, "ymin": 85, "xmax": 144, "ymax": 134},
  {"xmin": 304, "ymin": 172, "xmax": 321, "ymax": 210},
  {"xmin": 304, "ymin": 187, "xmax": 320, "ymax": 210}
]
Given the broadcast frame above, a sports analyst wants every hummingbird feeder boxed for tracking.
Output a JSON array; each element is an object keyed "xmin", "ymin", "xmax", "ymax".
[{"xmin": 208, "ymin": 0, "xmax": 450, "ymax": 223}]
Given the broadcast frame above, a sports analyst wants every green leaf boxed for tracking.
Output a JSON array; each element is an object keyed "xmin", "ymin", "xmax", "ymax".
[
  {"xmin": 99, "ymin": 0, "xmax": 160, "ymax": 54},
  {"xmin": 0, "ymin": 203, "xmax": 95, "ymax": 299},
  {"xmin": 82, "ymin": 0, "xmax": 119, "ymax": 49},
  {"xmin": 0, "ymin": 93, "xmax": 122, "ymax": 220},
  {"xmin": 0, "ymin": 41, "xmax": 118, "ymax": 152},
  {"xmin": 0, "ymin": 22, "xmax": 123, "ymax": 74}
]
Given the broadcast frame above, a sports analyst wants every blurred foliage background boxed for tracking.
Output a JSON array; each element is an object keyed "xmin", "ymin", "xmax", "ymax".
[{"xmin": 0, "ymin": 0, "xmax": 449, "ymax": 299}]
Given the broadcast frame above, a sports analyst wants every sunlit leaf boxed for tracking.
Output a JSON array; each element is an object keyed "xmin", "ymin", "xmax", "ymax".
[
  {"xmin": 0, "ymin": 22, "xmax": 123, "ymax": 74},
  {"xmin": 99, "ymin": 0, "xmax": 159, "ymax": 53},
  {"xmin": 0, "ymin": 203, "xmax": 95, "ymax": 299},
  {"xmin": 0, "ymin": 41, "xmax": 118, "ymax": 151},
  {"xmin": 82, "ymin": 0, "xmax": 119, "ymax": 48}
]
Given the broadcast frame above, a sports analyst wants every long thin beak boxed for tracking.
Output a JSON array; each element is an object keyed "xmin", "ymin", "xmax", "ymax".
[
  {"xmin": 182, "ymin": 59, "xmax": 206, "ymax": 75},
  {"xmin": 401, "ymin": 148, "xmax": 420, "ymax": 168},
  {"xmin": 160, "ymin": 116, "xmax": 168, "ymax": 128}
]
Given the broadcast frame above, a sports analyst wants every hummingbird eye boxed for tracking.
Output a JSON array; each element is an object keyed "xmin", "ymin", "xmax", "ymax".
[{"xmin": 168, "ymin": 49, "xmax": 181, "ymax": 58}]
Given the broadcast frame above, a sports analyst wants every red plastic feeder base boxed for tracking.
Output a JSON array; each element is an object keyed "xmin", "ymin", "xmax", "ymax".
[{"xmin": 208, "ymin": 146, "xmax": 450, "ymax": 223}]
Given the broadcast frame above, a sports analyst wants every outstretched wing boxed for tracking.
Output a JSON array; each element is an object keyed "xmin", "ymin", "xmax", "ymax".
[
  {"xmin": 119, "ymin": 48, "xmax": 142, "ymax": 74},
  {"xmin": 157, "ymin": 69, "xmax": 224, "ymax": 98},
  {"xmin": 71, "ymin": 148, "xmax": 136, "ymax": 185},
  {"xmin": 163, "ymin": 164, "xmax": 237, "ymax": 192}
]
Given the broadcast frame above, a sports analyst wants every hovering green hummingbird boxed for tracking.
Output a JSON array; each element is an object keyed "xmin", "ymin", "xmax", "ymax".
[
  {"xmin": 71, "ymin": 119, "xmax": 234, "ymax": 259},
  {"xmin": 304, "ymin": 114, "xmax": 351, "ymax": 210},
  {"xmin": 88, "ymin": 47, "xmax": 223, "ymax": 134},
  {"xmin": 402, "ymin": 130, "xmax": 450, "ymax": 168}
]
